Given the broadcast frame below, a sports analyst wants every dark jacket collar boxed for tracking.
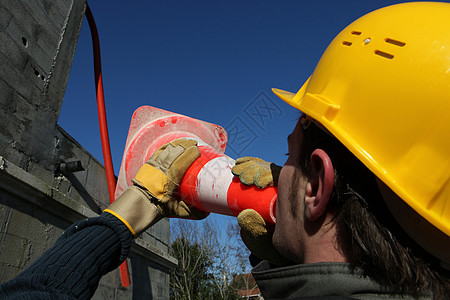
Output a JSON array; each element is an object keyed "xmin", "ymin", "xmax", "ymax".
[{"xmin": 252, "ymin": 261, "xmax": 430, "ymax": 299}]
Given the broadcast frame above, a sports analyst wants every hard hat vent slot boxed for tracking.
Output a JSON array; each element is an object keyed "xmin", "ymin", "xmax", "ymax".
[
  {"xmin": 375, "ymin": 50, "xmax": 394, "ymax": 59},
  {"xmin": 385, "ymin": 38, "xmax": 406, "ymax": 47},
  {"xmin": 351, "ymin": 31, "xmax": 362, "ymax": 35},
  {"xmin": 342, "ymin": 41, "xmax": 352, "ymax": 46}
]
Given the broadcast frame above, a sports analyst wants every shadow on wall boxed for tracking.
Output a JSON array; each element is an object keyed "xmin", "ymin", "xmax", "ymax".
[
  {"xmin": 130, "ymin": 252, "xmax": 154, "ymax": 300},
  {"xmin": 63, "ymin": 172, "xmax": 102, "ymax": 214}
]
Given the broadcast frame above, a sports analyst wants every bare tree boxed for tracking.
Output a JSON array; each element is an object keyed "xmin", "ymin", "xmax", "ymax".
[
  {"xmin": 208, "ymin": 220, "xmax": 251, "ymax": 298},
  {"xmin": 169, "ymin": 217, "xmax": 252, "ymax": 300},
  {"xmin": 170, "ymin": 220, "xmax": 216, "ymax": 300}
]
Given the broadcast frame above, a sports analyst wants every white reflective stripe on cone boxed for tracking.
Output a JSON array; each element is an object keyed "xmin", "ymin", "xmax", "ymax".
[{"xmin": 196, "ymin": 156, "xmax": 235, "ymax": 215}]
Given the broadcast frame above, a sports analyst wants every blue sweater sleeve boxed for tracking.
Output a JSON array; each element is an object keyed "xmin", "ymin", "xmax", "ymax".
[{"xmin": 0, "ymin": 212, "xmax": 133, "ymax": 300}]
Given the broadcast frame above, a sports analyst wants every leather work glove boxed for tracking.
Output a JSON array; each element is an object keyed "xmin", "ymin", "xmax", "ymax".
[
  {"xmin": 232, "ymin": 157, "xmax": 291, "ymax": 265},
  {"xmin": 231, "ymin": 157, "xmax": 281, "ymax": 188},
  {"xmin": 105, "ymin": 139, "xmax": 209, "ymax": 237},
  {"xmin": 238, "ymin": 209, "xmax": 292, "ymax": 266}
]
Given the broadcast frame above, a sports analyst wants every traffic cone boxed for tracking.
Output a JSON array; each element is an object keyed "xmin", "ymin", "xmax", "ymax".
[{"xmin": 115, "ymin": 106, "xmax": 277, "ymax": 224}]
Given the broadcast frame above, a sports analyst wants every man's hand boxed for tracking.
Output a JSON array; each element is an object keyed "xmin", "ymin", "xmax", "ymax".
[
  {"xmin": 105, "ymin": 139, "xmax": 208, "ymax": 237},
  {"xmin": 238, "ymin": 209, "xmax": 292, "ymax": 266},
  {"xmin": 232, "ymin": 156, "xmax": 291, "ymax": 265},
  {"xmin": 232, "ymin": 157, "xmax": 281, "ymax": 188},
  {"xmin": 132, "ymin": 138, "xmax": 208, "ymax": 219}
]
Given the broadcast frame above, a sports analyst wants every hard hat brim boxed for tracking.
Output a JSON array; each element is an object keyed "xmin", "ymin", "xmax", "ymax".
[
  {"xmin": 272, "ymin": 88, "xmax": 299, "ymax": 110},
  {"xmin": 272, "ymin": 76, "xmax": 311, "ymax": 112}
]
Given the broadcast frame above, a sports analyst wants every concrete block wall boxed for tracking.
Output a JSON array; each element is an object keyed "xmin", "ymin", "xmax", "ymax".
[{"xmin": 0, "ymin": 1, "xmax": 176, "ymax": 298}]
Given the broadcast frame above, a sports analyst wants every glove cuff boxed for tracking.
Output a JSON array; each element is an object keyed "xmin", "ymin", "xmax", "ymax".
[{"xmin": 105, "ymin": 186, "xmax": 163, "ymax": 237}]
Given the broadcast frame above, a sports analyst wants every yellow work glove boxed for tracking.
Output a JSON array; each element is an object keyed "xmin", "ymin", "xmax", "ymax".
[
  {"xmin": 232, "ymin": 157, "xmax": 290, "ymax": 265},
  {"xmin": 238, "ymin": 209, "xmax": 292, "ymax": 266},
  {"xmin": 231, "ymin": 157, "xmax": 281, "ymax": 188},
  {"xmin": 132, "ymin": 138, "xmax": 209, "ymax": 219},
  {"xmin": 105, "ymin": 139, "xmax": 208, "ymax": 237}
]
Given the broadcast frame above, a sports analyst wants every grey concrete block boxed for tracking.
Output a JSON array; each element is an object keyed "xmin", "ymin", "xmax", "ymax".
[
  {"xmin": 91, "ymin": 288, "xmax": 115, "ymax": 300},
  {"xmin": 0, "ymin": 263, "xmax": 21, "ymax": 282},
  {"xmin": 2, "ymin": 0, "xmax": 59, "ymax": 50},
  {"xmin": 129, "ymin": 253, "xmax": 158, "ymax": 299},
  {"xmin": 41, "ymin": 0, "xmax": 72, "ymax": 20},
  {"xmin": 0, "ymin": 189, "xmax": 33, "ymax": 218},
  {"xmin": 144, "ymin": 218, "xmax": 171, "ymax": 248},
  {"xmin": 27, "ymin": 161, "xmax": 58, "ymax": 190},
  {"xmin": 0, "ymin": 204, "xmax": 10, "ymax": 233},
  {"xmin": 0, "ymin": 93, "xmax": 26, "ymax": 147},
  {"xmin": 5, "ymin": 205, "xmax": 37, "ymax": 239},
  {"xmin": 6, "ymin": 17, "xmax": 53, "ymax": 71},
  {"xmin": 114, "ymin": 287, "xmax": 132, "ymax": 300},
  {"xmin": 4, "ymin": 220, "xmax": 52, "ymax": 264},
  {"xmin": 154, "ymin": 239, "xmax": 169, "ymax": 254},
  {"xmin": 92, "ymin": 278, "xmax": 118, "ymax": 300},
  {"xmin": 43, "ymin": 0, "xmax": 86, "ymax": 117},
  {"xmin": 0, "ymin": 233, "xmax": 31, "ymax": 268},
  {"xmin": 93, "ymin": 268, "xmax": 131, "ymax": 300},
  {"xmin": 83, "ymin": 157, "xmax": 110, "ymax": 209},
  {"xmin": 127, "ymin": 245, "xmax": 176, "ymax": 299},
  {"xmin": 23, "ymin": 0, "xmax": 66, "ymax": 29},
  {"xmin": 56, "ymin": 127, "xmax": 109, "ymax": 213},
  {"xmin": 0, "ymin": 5, "xmax": 12, "ymax": 31},
  {"xmin": 0, "ymin": 87, "xmax": 34, "ymax": 119},
  {"xmin": 0, "ymin": 190, "xmax": 67, "ymax": 245},
  {"xmin": 0, "ymin": 50, "xmax": 43, "ymax": 104},
  {"xmin": 0, "ymin": 146, "xmax": 28, "ymax": 176},
  {"xmin": 0, "ymin": 31, "xmax": 28, "ymax": 71}
]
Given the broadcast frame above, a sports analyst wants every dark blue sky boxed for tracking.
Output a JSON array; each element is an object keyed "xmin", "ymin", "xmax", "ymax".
[{"xmin": 60, "ymin": 0, "xmax": 423, "ymax": 173}]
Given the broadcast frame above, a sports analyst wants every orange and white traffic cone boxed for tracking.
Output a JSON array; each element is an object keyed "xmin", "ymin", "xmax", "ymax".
[{"xmin": 115, "ymin": 106, "xmax": 277, "ymax": 224}]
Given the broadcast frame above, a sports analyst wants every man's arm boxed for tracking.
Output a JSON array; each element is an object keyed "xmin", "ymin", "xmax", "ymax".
[{"xmin": 0, "ymin": 212, "xmax": 132, "ymax": 300}]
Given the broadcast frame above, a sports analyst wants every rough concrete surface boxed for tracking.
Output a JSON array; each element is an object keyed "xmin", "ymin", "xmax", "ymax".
[{"xmin": 0, "ymin": 1, "xmax": 176, "ymax": 298}]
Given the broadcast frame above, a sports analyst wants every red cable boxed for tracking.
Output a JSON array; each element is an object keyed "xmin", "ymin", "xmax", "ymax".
[{"xmin": 85, "ymin": 3, "xmax": 131, "ymax": 288}]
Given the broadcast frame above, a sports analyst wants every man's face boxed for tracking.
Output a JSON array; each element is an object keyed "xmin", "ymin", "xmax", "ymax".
[{"xmin": 272, "ymin": 118, "xmax": 308, "ymax": 263}]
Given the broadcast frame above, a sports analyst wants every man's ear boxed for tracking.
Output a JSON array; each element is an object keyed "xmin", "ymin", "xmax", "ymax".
[{"xmin": 305, "ymin": 149, "xmax": 334, "ymax": 221}]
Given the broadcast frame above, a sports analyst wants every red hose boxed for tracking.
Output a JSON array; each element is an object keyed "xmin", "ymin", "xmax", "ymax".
[{"xmin": 85, "ymin": 4, "xmax": 131, "ymax": 288}]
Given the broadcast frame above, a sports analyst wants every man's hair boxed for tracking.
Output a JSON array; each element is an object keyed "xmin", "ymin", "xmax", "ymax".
[{"xmin": 298, "ymin": 120, "xmax": 450, "ymax": 299}]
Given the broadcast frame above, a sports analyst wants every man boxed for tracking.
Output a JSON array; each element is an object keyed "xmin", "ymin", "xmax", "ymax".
[
  {"xmin": 233, "ymin": 2, "xmax": 450, "ymax": 299},
  {"xmin": 1, "ymin": 2, "xmax": 449, "ymax": 299}
]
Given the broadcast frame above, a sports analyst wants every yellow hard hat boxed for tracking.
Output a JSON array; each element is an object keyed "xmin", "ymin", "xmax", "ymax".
[{"xmin": 273, "ymin": 2, "xmax": 450, "ymax": 257}]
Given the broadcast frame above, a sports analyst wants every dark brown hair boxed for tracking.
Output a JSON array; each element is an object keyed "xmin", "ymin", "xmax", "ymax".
[{"xmin": 298, "ymin": 120, "xmax": 450, "ymax": 299}]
